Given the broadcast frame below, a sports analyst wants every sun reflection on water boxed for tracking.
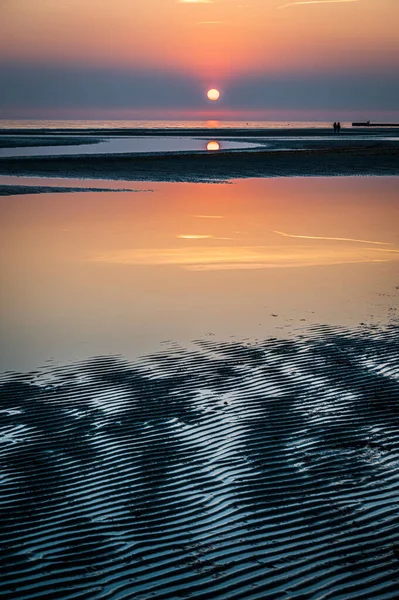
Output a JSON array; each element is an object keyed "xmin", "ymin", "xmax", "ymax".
[{"xmin": 207, "ymin": 140, "xmax": 220, "ymax": 151}]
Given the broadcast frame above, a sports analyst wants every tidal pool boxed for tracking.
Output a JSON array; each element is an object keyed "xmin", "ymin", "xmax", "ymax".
[{"xmin": 0, "ymin": 176, "xmax": 398, "ymax": 372}]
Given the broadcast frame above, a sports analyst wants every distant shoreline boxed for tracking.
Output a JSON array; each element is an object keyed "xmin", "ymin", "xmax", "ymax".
[{"xmin": 1, "ymin": 126, "xmax": 399, "ymax": 138}]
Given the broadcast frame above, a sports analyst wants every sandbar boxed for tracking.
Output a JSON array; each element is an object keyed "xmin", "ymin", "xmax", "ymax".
[{"xmin": 0, "ymin": 143, "xmax": 398, "ymax": 182}]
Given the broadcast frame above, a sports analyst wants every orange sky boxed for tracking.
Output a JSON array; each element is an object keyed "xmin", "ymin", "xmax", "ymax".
[
  {"xmin": 2, "ymin": 0, "xmax": 398, "ymax": 77},
  {"xmin": 1, "ymin": 0, "xmax": 398, "ymax": 118}
]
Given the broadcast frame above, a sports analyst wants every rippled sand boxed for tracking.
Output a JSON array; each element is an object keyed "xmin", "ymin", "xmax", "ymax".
[{"xmin": 1, "ymin": 324, "xmax": 399, "ymax": 599}]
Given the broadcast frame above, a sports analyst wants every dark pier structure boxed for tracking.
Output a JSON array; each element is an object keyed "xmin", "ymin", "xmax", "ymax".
[{"xmin": 352, "ymin": 122, "xmax": 399, "ymax": 127}]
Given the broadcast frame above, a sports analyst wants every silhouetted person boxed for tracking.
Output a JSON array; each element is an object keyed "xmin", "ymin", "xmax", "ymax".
[
  {"xmin": 337, "ymin": 122, "xmax": 341, "ymax": 133},
  {"xmin": 333, "ymin": 122, "xmax": 337, "ymax": 133}
]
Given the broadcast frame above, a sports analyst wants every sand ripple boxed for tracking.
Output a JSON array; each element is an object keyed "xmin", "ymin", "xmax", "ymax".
[{"xmin": 1, "ymin": 324, "xmax": 399, "ymax": 599}]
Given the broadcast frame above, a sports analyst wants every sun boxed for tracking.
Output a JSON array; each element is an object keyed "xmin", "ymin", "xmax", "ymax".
[{"xmin": 207, "ymin": 89, "xmax": 220, "ymax": 101}]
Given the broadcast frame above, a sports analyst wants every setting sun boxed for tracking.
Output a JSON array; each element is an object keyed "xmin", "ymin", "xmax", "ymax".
[{"xmin": 207, "ymin": 89, "xmax": 220, "ymax": 101}]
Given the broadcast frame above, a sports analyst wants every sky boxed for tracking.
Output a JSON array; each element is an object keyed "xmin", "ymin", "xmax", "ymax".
[{"xmin": 0, "ymin": 0, "xmax": 398, "ymax": 120}]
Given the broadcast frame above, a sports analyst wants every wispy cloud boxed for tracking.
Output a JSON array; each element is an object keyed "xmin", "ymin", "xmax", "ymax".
[
  {"xmin": 278, "ymin": 0, "xmax": 359, "ymax": 9},
  {"xmin": 185, "ymin": 259, "xmax": 386, "ymax": 271},
  {"xmin": 178, "ymin": 234, "xmax": 233, "ymax": 240},
  {"xmin": 89, "ymin": 244, "xmax": 397, "ymax": 271},
  {"xmin": 178, "ymin": 234, "xmax": 214, "ymax": 239},
  {"xmin": 178, "ymin": 0, "xmax": 213, "ymax": 4},
  {"xmin": 372, "ymin": 248, "xmax": 399, "ymax": 254},
  {"xmin": 192, "ymin": 215, "xmax": 224, "ymax": 219},
  {"xmin": 272, "ymin": 230, "xmax": 390, "ymax": 245}
]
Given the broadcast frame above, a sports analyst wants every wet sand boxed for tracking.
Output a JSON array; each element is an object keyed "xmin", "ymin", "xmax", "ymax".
[
  {"xmin": 1, "ymin": 127, "xmax": 398, "ymax": 182},
  {"xmin": 0, "ymin": 184, "xmax": 146, "ymax": 196},
  {"xmin": 1, "ymin": 126, "xmax": 398, "ymax": 137},
  {"xmin": 1, "ymin": 324, "xmax": 399, "ymax": 600},
  {"xmin": 0, "ymin": 135, "xmax": 103, "ymax": 149},
  {"xmin": 0, "ymin": 143, "xmax": 398, "ymax": 182}
]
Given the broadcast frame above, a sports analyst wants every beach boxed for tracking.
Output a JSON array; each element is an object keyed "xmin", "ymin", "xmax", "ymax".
[
  {"xmin": 1, "ymin": 133, "xmax": 399, "ymax": 600},
  {"xmin": 2, "ymin": 323, "xmax": 399, "ymax": 599},
  {"xmin": 2, "ymin": 0, "xmax": 398, "ymax": 594},
  {"xmin": 0, "ymin": 130, "xmax": 399, "ymax": 182},
  {"xmin": 1, "ymin": 144, "xmax": 399, "ymax": 183}
]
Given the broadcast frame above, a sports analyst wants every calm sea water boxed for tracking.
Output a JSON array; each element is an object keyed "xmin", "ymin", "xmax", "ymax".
[{"xmin": 0, "ymin": 119, "xmax": 352, "ymax": 130}]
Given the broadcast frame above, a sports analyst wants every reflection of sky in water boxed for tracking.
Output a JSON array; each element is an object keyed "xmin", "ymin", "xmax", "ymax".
[
  {"xmin": 0, "ymin": 136, "xmax": 255, "ymax": 158},
  {"xmin": 2, "ymin": 134, "xmax": 398, "ymax": 159},
  {"xmin": 91, "ymin": 244, "xmax": 395, "ymax": 270},
  {"xmin": 0, "ymin": 177, "xmax": 398, "ymax": 371}
]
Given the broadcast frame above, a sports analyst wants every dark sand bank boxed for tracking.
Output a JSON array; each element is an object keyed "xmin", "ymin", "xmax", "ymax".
[
  {"xmin": 0, "ymin": 143, "xmax": 398, "ymax": 181},
  {"xmin": 2, "ymin": 126, "xmax": 399, "ymax": 138},
  {"xmin": 0, "ymin": 184, "xmax": 148, "ymax": 196},
  {"xmin": 1, "ymin": 324, "xmax": 399, "ymax": 599},
  {"xmin": 0, "ymin": 136, "xmax": 103, "ymax": 149}
]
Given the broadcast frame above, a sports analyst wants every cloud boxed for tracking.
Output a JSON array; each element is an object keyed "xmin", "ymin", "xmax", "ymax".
[
  {"xmin": 178, "ymin": 234, "xmax": 215, "ymax": 239},
  {"xmin": 272, "ymin": 230, "xmax": 390, "ymax": 245},
  {"xmin": 178, "ymin": 234, "xmax": 233, "ymax": 239},
  {"xmin": 89, "ymin": 244, "xmax": 398, "ymax": 271},
  {"xmin": 278, "ymin": 0, "xmax": 359, "ymax": 9}
]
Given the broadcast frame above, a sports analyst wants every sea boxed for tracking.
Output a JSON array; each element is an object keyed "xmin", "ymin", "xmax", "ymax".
[{"xmin": 0, "ymin": 119, "xmax": 352, "ymax": 129}]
